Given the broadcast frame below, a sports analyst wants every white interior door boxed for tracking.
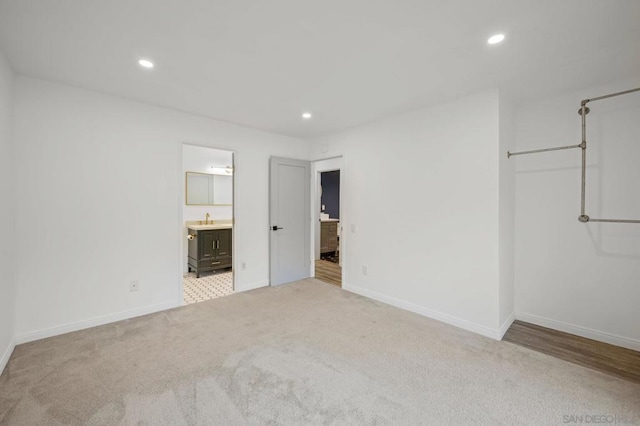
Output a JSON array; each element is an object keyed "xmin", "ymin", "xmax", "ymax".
[{"xmin": 270, "ymin": 157, "xmax": 311, "ymax": 286}]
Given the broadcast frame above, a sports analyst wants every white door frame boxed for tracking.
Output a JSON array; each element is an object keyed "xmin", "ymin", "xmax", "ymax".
[
  {"xmin": 311, "ymin": 156, "xmax": 344, "ymax": 275},
  {"xmin": 178, "ymin": 142, "xmax": 237, "ymax": 304}
]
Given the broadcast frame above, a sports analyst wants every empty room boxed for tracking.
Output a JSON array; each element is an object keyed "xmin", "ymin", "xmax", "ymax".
[{"xmin": 1, "ymin": 1, "xmax": 639, "ymax": 424}]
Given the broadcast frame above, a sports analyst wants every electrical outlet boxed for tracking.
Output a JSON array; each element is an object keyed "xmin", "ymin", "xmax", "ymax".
[
  {"xmin": 129, "ymin": 280, "xmax": 139, "ymax": 292},
  {"xmin": 361, "ymin": 266, "xmax": 367, "ymax": 276},
  {"xmin": 351, "ymin": 224, "xmax": 356, "ymax": 233},
  {"xmin": 241, "ymin": 262, "xmax": 247, "ymax": 271}
]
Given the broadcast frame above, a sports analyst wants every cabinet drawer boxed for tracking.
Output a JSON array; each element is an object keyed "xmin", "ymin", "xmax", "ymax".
[{"xmin": 198, "ymin": 257, "xmax": 231, "ymax": 269}]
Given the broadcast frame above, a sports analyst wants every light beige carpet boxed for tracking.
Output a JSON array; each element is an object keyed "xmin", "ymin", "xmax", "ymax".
[{"xmin": 1, "ymin": 279, "xmax": 639, "ymax": 425}]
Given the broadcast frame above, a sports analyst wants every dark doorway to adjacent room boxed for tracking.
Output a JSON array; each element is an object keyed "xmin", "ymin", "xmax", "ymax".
[{"xmin": 316, "ymin": 170, "xmax": 341, "ymax": 286}]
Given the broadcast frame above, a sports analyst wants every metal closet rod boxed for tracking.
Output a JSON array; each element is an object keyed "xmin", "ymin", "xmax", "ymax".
[
  {"xmin": 582, "ymin": 87, "xmax": 640, "ymax": 103},
  {"xmin": 507, "ymin": 143, "xmax": 582, "ymax": 158},
  {"xmin": 507, "ymin": 86, "xmax": 640, "ymax": 224},
  {"xmin": 589, "ymin": 218, "xmax": 640, "ymax": 224},
  {"xmin": 507, "ymin": 87, "xmax": 640, "ymax": 158}
]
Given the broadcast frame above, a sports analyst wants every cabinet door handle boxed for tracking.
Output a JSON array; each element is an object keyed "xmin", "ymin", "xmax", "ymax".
[
  {"xmin": 216, "ymin": 240, "xmax": 220, "ymax": 249},
  {"xmin": 211, "ymin": 261, "xmax": 220, "ymax": 265}
]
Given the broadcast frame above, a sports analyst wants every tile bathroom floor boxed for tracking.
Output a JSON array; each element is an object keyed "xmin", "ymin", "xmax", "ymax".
[{"xmin": 183, "ymin": 270, "xmax": 234, "ymax": 304}]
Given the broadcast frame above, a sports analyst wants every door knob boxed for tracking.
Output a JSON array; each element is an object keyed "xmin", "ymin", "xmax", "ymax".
[{"xmin": 272, "ymin": 226, "xmax": 283, "ymax": 231}]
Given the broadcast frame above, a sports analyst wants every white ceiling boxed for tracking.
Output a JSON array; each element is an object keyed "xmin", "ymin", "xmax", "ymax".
[{"xmin": 0, "ymin": 0, "xmax": 638, "ymax": 138}]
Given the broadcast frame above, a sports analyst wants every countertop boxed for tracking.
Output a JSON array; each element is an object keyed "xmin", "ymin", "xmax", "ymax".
[
  {"xmin": 320, "ymin": 219, "xmax": 340, "ymax": 223},
  {"xmin": 187, "ymin": 221, "xmax": 232, "ymax": 231}
]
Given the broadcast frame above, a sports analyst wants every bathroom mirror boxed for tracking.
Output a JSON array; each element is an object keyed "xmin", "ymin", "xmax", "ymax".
[{"xmin": 185, "ymin": 172, "xmax": 232, "ymax": 205}]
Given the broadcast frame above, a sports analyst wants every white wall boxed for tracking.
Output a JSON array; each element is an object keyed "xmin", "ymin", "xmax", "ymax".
[
  {"xmin": 0, "ymin": 51, "xmax": 15, "ymax": 373},
  {"xmin": 13, "ymin": 76, "xmax": 311, "ymax": 342},
  {"xmin": 311, "ymin": 90, "xmax": 507, "ymax": 338},
  {"xmin": 514, "ymin": 81, "xmax": 640, "ymax": 350}
]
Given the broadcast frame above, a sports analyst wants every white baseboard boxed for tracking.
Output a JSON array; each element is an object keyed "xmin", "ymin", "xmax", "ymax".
[
  {"xmin": 0, "ymin": 338, "xmax": 16, "ymax": 375},
  {"xmin": 14, "ymin": 300, "xmax": 181, "ymax": 345},
  {"xmin": 498, "ymin": 312, "xmax": 516, "ymax": 340},
  {"xmin": 515, "ymin": 312, "xmax": 640, "ymax": 352},
  {"xmin": 343, "ymin": 283, "xmax": 503, "ymax": 340},
  {"xmin": 235, "ymin": 279, "xmax": 269, "ymax": 292}
]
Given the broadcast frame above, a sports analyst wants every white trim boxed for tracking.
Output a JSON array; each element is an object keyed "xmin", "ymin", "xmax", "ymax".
[
  {"xmin": 498, "ymin": 312, "xmax": 516, "ymax": 340},
  {"xmin": 516, "ymin": 312, "xmax": 640, "ymax": 352},
  {"xmin": 178, "ymin": 142, "xmax": 186, "ymax": 305},
  {"xmin": 343, "ymin": 283, "xmax": 503, "ymax": 340},
  {"xmin": 0, "ymin": 338, "xmax": 16, "ymax": 375},
  {"xmin": 235, "ymin": 279, "xmax": 269, "ymax": 292},
  {"xmin": 14, "ymin": 300, "xmax": 180, "ymax": 345}
]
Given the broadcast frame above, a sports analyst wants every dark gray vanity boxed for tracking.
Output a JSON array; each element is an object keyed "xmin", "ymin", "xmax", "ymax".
[{"xmin": 187, "ymin": 226, "xmax": 232, "ymax": 278}]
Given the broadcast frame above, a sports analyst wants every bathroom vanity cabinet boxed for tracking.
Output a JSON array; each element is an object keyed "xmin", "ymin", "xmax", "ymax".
[
  {"xmin": 187, "ymin": 227, "xmax": 232, "ymax": 278},
  {"xmin": 320, "ymin": 220, "xmax": 339, "ymax": 254}
]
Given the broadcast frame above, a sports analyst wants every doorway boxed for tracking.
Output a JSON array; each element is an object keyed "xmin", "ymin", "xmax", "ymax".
[
  {"xmin": 181, "ymin": 144, "xmax": 235, "ymax": 304},
  {"xmin": 313, "ymin": 158, "xmax": 343, "ymax": 287}
]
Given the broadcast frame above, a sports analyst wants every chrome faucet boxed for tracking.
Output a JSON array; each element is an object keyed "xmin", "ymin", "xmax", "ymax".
[{"xmin": 205, "ymin": 213, "xmax": 210, "ymax": 225}]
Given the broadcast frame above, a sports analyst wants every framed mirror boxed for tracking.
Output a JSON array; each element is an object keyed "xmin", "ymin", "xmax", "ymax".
[{"xmin": 185, "ymin": 172, "xmax": 232, "ymax": 205}]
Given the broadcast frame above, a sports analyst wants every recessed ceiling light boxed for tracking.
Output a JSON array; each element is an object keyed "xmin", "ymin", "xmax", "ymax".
[
  {"xmin": 487, "ymin": 34, "xmax": 505, "ymax": 45},
  {"xmin": 138, "ymin": 59, "xmax": 154, "ymax": 69},
  {"xmin": 302, "ymin": 112, "xmax": 312, "ymax": 119}
]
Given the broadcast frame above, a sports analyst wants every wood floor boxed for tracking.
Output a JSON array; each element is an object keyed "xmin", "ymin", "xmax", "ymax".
[
  {"xmin": 503, "ymin": 320, "xmax": 640, "ymax": 384},
  {"xmin": 315, "ymin": 259, "xmax": 341, "ymax": 287}
]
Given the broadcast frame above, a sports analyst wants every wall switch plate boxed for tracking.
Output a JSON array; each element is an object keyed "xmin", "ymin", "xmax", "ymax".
[
  {"xmin": 361, "ymin": 266, "xmax": 367, "ymax": 276},
  {"xmin": 241, "ymin": 262, "xmax": 247, "ymax": 271},
  {"xmin": 351, "ymin": 224, "xmax": 356, "ymax": 233},
  {"xmin": 129, "ymin": 280, "xmax": 139, "ymax": 292}
]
